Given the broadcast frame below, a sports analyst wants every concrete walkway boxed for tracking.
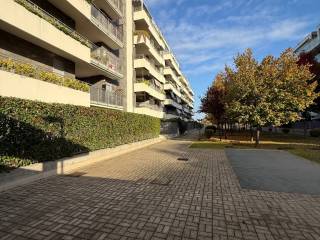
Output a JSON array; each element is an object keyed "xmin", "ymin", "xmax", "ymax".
[{"xmin": 1, "ymin": 137, "xmax": 320, "ymax": 239}]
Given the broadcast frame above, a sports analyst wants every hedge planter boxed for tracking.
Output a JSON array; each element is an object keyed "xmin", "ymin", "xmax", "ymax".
[
  {"xmin": 0, "ymin": 58, "xmax": 89, "ymax": 92},
  {"xmin": 0, "ymin": 97, "xmax": 160, "ymax": 171}
]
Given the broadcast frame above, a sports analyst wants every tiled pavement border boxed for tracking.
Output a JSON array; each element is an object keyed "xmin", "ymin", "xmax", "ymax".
[{"xmin": 0, "ymin": 140, "xmax": 320, "ymax": 240}]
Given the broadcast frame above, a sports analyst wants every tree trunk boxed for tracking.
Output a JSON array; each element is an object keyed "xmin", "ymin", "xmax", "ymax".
[
  {"xmin": 218, "ymin": 123, "xmax": 222, "ymax": 141},
  {"xmin": 250, "ymin": 126, "xmax": 254, "ymax": 142},
  {"xmin": 255, "ymin": 128, "xmax": 260, "ymax": 146},
  {"xmin": 224, "ymin": 122, "xmax": 227, "ymax": 139}
]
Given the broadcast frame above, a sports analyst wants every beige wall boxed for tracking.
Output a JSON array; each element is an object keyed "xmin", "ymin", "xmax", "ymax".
[
  {"xmin": 134, "ymin": 58, "xmax": 165, "ymax": 83},
  {"xmin": 134, "ymin": 83, "xmax": 165, "ymax": 101},
  {"xmin": 0, "ymin": 70, "xmax": 90, "ymax": 107},
  {"xmin": 0, "ymin": 0, "xmax": 91, "ymax": 64},
  {"xmin": 134, "ymin": 107, "xmax": 164, "ymax": 119},
  {"xmin": 125, "ymin": 0, "xmax": 134, "ymax": 112}
]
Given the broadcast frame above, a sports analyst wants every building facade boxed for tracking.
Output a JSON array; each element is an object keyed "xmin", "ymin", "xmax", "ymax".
[
  {"xmin": 294, "ymin": 25, "xmax": 320, "ymax": 123},
  {"xmin": 0, "ymin": 0, "xmax": 194, "ymax": 120},
  {"xmin": 294, "ymin": 25, "xmax": 320, "ymax": 62}
]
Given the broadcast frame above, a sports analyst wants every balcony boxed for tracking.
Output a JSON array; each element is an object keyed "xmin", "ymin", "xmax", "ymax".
[
  {"xmin": 6, "ymin": 0, "xmax": 91, "ymax": 63},
  {"xmin": 90, "ymin": 86, "xmax": 123, "ymax": 109},
  {"xmin": 164, "ymin": 99, "xmax": 182, "ymax": 110},
  {"xmin": 134, "ymin": 31, "xmax": 164, "ymax": 66},
  {"xmin": 91, "ymin": 4, "xmax": 123, "ymax": 46},
  {"xmin": 136, "ymin": 78, "xmax": 164, "ymax": 92},
  {"xmin": 164, "ymin": 67, "xmax": 179, "ymax": 84},
  {"xmin": 100, "ymin": 0, "xmax": 123, "ymax": 17},
  {"xmin": 135, "ymin": 78, "xmax": 165, "ymax": 101},
  {"xmin": 110, "ymin": 0, "xmax": 123, "ymax": 13},
  {"xmin": 90, "ymin": 45, "xmax": 122, "ymax": 79},
  {"xmin": 134, "ymin": 55, "xmax": 165, "ymax": 83},
  {"xmin": 135, "ymin": 101, "xmax": 164, "ymax": 118},
  {"xmin": 164, "ymin": 82, "xmax": 181, "ymax": 98},
  {"xmin": 133, "ymin": 4, "xmax": 166, "ymax": 50},
  {"xmin": 164, "ymin": 52, "xmax": 181, "ymax": 76}
]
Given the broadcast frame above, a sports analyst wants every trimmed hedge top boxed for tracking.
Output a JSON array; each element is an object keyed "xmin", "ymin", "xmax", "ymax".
[{"xmin": 0, "ymin": 97, "xmax": 160, "ymax": 171}]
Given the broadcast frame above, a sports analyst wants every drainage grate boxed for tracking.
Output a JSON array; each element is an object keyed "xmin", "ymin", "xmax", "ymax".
[
  {"xmin": 177, "ymin": 157, "xmax": 189, "ymax": 161},
  {"xmin": 65, "ymin": 172, "xmax": 87, "ymax": 177},
  {"xmin": 150, "ymin": 177, "xmax": 171, "ymax": 186}
]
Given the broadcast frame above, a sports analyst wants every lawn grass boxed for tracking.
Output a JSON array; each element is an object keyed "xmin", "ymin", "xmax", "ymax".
[
  {"xmin": 190, "ymin": 141, "xmax": 231, "ymax": 149},
  {"xmin": 190, "ymin": 131, "xmax": 320, "ymax": 163},
  {"xmin": 289, "ymin": 149, "xmax": 320, "ymax": 163}
]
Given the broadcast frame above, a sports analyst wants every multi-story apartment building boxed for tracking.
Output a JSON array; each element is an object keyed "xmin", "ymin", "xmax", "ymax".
[
  {"xmin": 0, "ymin": 0, "xmax": 194, "ymax": 120},
  {"xmin": 132, "ymin": 0, "xmax": 194, "ymax": 120},
  {"xmin": 294, "ymin": 25, "xmax": 320, "ymax": 123},
  {"xmin": 0, "ymin": 0, "xmax": 125, "ymax": 108}
]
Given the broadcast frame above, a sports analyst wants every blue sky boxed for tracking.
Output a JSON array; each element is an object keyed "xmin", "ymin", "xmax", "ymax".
[{"xmin": 144, "ymin": 0, "xmax": 320, "ymax": 119}]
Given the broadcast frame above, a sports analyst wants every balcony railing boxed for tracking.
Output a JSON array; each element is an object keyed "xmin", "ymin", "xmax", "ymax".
[
  {"xmin": 90, "ymin": 86, "xmax": 123, "ymax": 107},
  {"xmin": 136, "ymin": 78, "xmax": 164, "ymax": 93},
  {"xmin": 91, "ymin": 45, "xmax": 122, "ymax": 74},
  {"xmin": 91, "ymin": 4, "xmax": 123, "ymax": 42}
]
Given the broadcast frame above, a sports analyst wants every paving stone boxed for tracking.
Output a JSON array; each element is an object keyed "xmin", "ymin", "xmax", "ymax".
[{"xmin": 1, "ymin": 134, "xmax": 320, "ymax": 240}]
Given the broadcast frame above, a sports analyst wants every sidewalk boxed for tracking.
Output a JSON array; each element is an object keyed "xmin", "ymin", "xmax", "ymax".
[{"xmin": 0, "ymin": 136, "xmax": 320, "ymax": 239}]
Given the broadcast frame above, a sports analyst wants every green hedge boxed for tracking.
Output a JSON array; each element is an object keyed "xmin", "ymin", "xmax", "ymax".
[
  {"xmin": 0, "ymin": 58, "xmax": 89, "ymax": 92},
  {"xmin": 0, "ymin": 97, "xmax": 160, "ymax": 171},
  {"xmin": 310, "ymin": 128, "xmax": 320, "ymax": 137}
]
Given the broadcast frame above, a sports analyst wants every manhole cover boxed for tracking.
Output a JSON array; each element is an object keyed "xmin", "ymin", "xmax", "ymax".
[
  {"xmin": 177, "ymin": 157, "xmax": 189, "ymax": 161},
  {"xmin": 150, "ymin": 178, "xmax": 171, "ymax": 186},
  {"xmin": 65, "ymin": 172, "xmax": 87, "ymax": 177}
]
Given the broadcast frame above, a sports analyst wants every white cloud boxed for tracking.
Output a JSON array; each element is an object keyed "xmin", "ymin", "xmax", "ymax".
[{"xmin": 156, "ymin": 15, "xmax": 310, "ymax": 74}]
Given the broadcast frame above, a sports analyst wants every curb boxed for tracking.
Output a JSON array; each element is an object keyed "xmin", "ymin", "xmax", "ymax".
[{"xmin": 0, "ymin": 136, "xmax": 166, "ymax": 192}]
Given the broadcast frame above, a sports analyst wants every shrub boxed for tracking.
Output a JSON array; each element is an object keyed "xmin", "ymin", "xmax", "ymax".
[
  {"xmin": 282, "ymin": 128, "xmax": 290, "ymax": 134},
  {"xmin": 205, "ymin": 125, "xmax": 217, "ymax": 132},
  {"xmin": 0, "ymin": 58, "xmax": 89, "ymax": 92},
  {"xmin": 0, "ymin": 97, "xmax": 160, "ymax": 171},
  {"xmin": 310, "ymin": 128, "xmax": 320, "ymax": 137},
  {"xmin": 204, "ymin": 129, "xmax": 215, "ymax": 139}
]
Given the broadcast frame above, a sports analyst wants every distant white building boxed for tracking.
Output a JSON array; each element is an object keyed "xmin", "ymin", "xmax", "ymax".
[
  {"xmin": 294, "ymin": 25, "xmax": 320, "ymax": 62},
  {"xmin": 294, "ymin": 25, "xmax": 320, "ymax": 123}
]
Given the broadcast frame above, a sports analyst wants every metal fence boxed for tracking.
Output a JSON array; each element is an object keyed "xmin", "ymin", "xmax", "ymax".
[{"xmin": 90, "ymin": 86, "xmax": 123, "ymax": 107}]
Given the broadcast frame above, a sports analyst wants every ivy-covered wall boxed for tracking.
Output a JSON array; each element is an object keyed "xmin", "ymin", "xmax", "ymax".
[{"xmin": 0, "ymin": 97, "xmax": 160, "ymax": 171}]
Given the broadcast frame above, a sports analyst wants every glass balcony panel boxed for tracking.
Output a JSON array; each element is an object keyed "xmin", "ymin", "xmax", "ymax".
[
  {"xmin": 91, "ymin": 45, "xmax": 121, "ymax": 74},
  {"xmin": 90, "ymin": 86, "xmax": 123, "ymax": 107}
]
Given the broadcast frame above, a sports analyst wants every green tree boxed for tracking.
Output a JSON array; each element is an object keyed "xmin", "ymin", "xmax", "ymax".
[{"xmin": 225, "ymin": 48, "xmax": 317, "ymax": 145}]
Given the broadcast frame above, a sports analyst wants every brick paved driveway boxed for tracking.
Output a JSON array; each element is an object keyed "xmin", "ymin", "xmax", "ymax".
[{"xmin": 1, "ymin": 139, "xmax": 320, "ymax": 240}]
